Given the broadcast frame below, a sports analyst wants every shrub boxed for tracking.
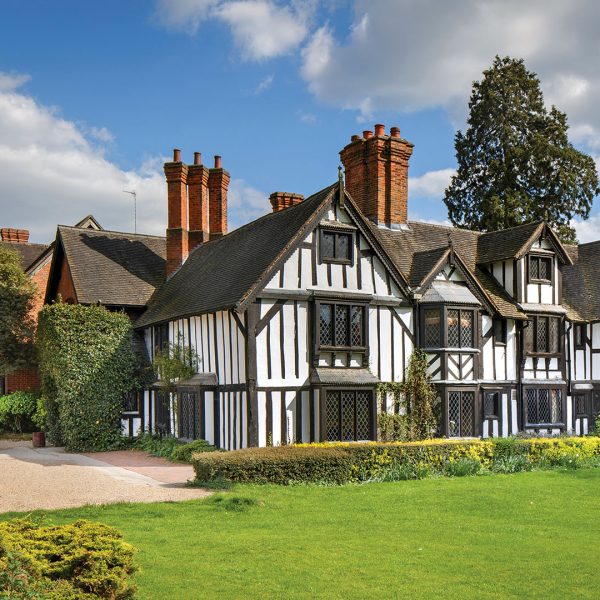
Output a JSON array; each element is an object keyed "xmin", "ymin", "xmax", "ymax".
[
  {"xmin": 0, "ymin": 518, "xmax": 137, "ymax": 599},
  {"xmin": 192, "ymin": 436, "xmax": 600, "ymax": 485},
  {"xmin": 37, "ymin": 303, "xmax": 142, "ymax": 451},
  {"xmin": 0, "ymin": 391, "xmax": 37, "ymax": 433},
  {"xmin": 134, "ymin": 431, "xmax": 217, "ymax": 463}
]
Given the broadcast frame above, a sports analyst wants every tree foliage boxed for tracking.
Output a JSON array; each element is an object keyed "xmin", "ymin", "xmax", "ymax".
[
  {"xmin": 444, "ymin": 56, "xmax": 599, "ymax": 243},
  {"xmin": 37, "ymin": 303, "xmax": 140, "ymax": 451},
  {"xmin": 0, "ymin": 245, "xmax": 37, "ymax": 375}
]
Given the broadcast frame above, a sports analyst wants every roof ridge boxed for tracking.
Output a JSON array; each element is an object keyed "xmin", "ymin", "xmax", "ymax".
[
  {"xmin": 408, "ymin": 220, "xmax": 481, "ymax": 235},
  {"xmin": 58, "ymin": 225, "xmax": 166, "ymax": 240},
  {"xmin": 478, "ymin": 220, "xmax": 544, "ymax": 237}
]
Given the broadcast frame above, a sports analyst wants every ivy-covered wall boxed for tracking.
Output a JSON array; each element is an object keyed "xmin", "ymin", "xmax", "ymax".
[{"xmin": 37, "ymin": 303, "xmax": 138, "ymax": 451}]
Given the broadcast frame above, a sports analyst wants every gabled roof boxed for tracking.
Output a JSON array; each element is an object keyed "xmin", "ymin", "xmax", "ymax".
[
  {"xmin": 136, "ymin": 184, "xmax": 338, "ymax": 327},
  {"xmin": 49, "ymin": 226, "xmax": 166, "ymax": 307},
  {"xmin": 562, "ymin": 242, "xmax": 600, "ymax": 322},
  {"xmin": 477, "ymin": 221, "xmax": 572, "ymax": 265},
  {"xmin": 409, "ymin": 246, "xmax": 450, "ymax": 288},
  {"xmin": 0, "ymin": 241, "xmax": 49, "ymax": 271}
]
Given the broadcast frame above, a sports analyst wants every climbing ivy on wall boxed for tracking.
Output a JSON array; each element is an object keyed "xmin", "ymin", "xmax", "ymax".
[{"xmin": 37, "ymin": 303, "xmax": 140, "ymax": 451}]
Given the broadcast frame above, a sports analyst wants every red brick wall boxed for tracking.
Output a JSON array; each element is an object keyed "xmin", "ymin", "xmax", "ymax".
[{"xmin": 55, "ymin": 257, "xmax": 77, "ymax": 303}]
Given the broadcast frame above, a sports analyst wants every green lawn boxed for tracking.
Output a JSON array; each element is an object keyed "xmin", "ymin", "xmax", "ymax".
[{"xmin": 3, "ymin": 469, "xmax": 600, "ymax": 599}]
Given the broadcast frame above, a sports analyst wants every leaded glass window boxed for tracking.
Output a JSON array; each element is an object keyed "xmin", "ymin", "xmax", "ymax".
[
  {"xmin": 526, "ymin": 316, "xmax": 561, "ymax": 354},
  {"xmin": 448, "ymin": 391, "xmax": 474, "ymax": 437},
  {"xmin": 447, "ymin": 309, "xmax": 459, "ymax": 347},
  {"xmin": 320, "ymin": 229, "xmax": 353, "ymax": 263},
  {"xmin": 529, "ymin": 255, "xmax": 552, "ymax": 283},
  {"xmin": 484, "ymin": 392, "xmax": 499, "ymax": 418},
  {"xmin": 318, "ymin": 302, "xmax": 365, "ymax": 349},
  {"xmin": 424, "ymin": 308, "xmax": 441, "ymax": 348},
  {"xmin": 525, "ymin": 388, "xmax": 563, "ymax": 425},
  {"xmin": 444, "ymin": 308, "xmax": 474, "ymax": 348},
  {"xmin": 319, "ymin": 304, "xmax": 333, "ymax": 345},
  {"xmin": 325, "ymin": 390, "xmax": 373, "ymax": 441},
  {"xmin": 575, "ymin": 394, "xmax": 588, "ymax": 416}
]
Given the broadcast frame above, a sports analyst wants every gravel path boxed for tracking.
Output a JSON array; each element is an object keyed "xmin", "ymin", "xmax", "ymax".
[{"xmin": 0, "ymin": 444, "xmax": 211, "ymax": 513}]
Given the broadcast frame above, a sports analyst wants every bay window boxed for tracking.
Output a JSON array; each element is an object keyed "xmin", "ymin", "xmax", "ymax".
[
  {"xmin": 318, "ymin": 302, "xmax": 366, "ymax": 350},
  {"xmin": 422, "ymin": 306, "xmax": 476, "ymax": 349},
  {"xmin": 524, "ymin": 316, "xmax": 560, "ymax": 354}
]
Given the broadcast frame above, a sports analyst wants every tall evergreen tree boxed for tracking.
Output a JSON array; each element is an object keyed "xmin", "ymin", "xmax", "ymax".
[
  {"xmin": 444, "ymin": 56, "xmax": 599, "ymax": 242},
  {"xmin": 0, "ymin": 245, "xmax": 37, "ymax": 376}
]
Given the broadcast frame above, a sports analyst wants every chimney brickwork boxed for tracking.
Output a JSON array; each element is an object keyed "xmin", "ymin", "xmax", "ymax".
[
  {"xmin": 1, "ymin": 228, "xmax": 30, "ymax": 243},
  {"xmin": 269, "ymin": 192, "xmax": 304, "ymax": 212},
  {"xmin": 340, "ymin": 124, "xmax": 413, "ymax": 229},
  {"xmin": 163, "ymin": 149, "xmax": 230, "ymax": 277},
  {"xmin": 208, "ymin": 156, "xmax": 229, "ymax": 238}
]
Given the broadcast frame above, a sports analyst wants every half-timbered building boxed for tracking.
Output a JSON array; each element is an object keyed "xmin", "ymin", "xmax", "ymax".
[{"xmin": 44, "ymin": 125, "xmax": 600, "ymax": 446}]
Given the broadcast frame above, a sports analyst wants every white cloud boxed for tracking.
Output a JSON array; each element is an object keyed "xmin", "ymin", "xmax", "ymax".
[
  {"xmin": 299, "ymin": 0, "xmax": 600, "ymax": 142},
  {"xmin": 214, "ymin": 1, "xmax": 309, "ymax": 60},
  {"xmin": 0, "ymin": 72, "xmax": 265, "ymax": 242},
  {"xmin": 254, "ymin": 74, "xmax": 274, "ymax": 95},
  {"xmin": 573, "ymin": 215, "xmax": 600, "ymax": 244},
  {"xmin": 0, "ymin": 72, "xmax": 30, "ymax": 92},
  {"xmin": 227, "ymin": 178, "xmax": 269, "ymax": 227},
  {"xmin": 409, "ymin": 168, "xmax": 455, "ymax": 199},
  {"xmin": 88, "ymin": 126, "xmax": 115, "ymax": 144},
  {"xmin": 153, "ymin": 0, "xmax": 218, "ymax": 32},
  {"xmin": 297, "ymin": 110, "xmax": 316, "ymax": 124}
]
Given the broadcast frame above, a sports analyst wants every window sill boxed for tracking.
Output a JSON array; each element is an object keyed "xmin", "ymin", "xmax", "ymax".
[
  {"xmin": 526, "ymin": 352, "xmax": 561, "ymax": 358},
  {"xmin": 528, "ymin": 278, "xmax": 552, "ymax": 285},
  {"xmin": 421, "ymin": 347, "xmax": 480, "ymax": 353},
  {"xmin": 484, "ymin": 415, "xmax": 499, "ymax": 420},
  {"xmin": 525, "ymin": 423, "xmax": 565, "ymax": 429},
  {"xmin": 321, "ymin": 258, "xmax": 353, "ymax": 266},
  {"xmin": 319, "ymin": 346, "xmax": 367, "ymax": 353}
]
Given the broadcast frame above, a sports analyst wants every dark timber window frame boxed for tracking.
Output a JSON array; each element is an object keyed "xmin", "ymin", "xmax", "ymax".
[
  {"xmin": 528, "ymin": 253, "xmax": 553, "ymax": 284},
  {"xmin": 420, "ymin": 305, "xmax": 477, "ymax": 349},
  {"xmin": 493, "ymin": 318, "xmax": 507, "ymax": 346},
  {"xmin": 316, "ymin": 299, "xmax": 368, "ymax": 354},
  {"xmin": 524, "ymin": 387, "xmax": 564, "ymax": 428},
  {"xmin": 319, "ymin": 228, "xmax": 354, "ymax": 265},
  {"xmin": 524, "ymin": 315, "xmax": 561, "ymax": 356},
  {"xmin": 574, "ymin": 323, "xmax": 585, "ymax": 350}
]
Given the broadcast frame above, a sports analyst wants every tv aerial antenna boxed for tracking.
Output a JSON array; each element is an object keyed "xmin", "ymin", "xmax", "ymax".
[{"xmin": 122, "ymin": 189, "xmax": 137, "ymax": 233}]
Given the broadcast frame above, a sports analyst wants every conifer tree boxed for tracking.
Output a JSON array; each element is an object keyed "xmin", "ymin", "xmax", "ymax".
[{"xmin": 444, "ymin": 56, "xmax": 599, "ymax": 243}]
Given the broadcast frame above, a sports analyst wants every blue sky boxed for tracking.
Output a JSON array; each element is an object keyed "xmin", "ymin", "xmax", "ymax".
[{"xmin": 1, "ymin": 0, "xmax": 599, "ymax": 242}]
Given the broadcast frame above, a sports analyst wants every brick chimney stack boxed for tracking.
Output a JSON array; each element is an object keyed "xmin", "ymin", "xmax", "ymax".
[
  {"xmin": 340, "ymin": 124, "xmax": 414, "ymax": 229},
  {"xmin": 269, "ymin": 192, "xmax": 304, "ymax": 212},
  {"xmin": 0, "ymin": 228, "xmax": 30, "ymax": 243},
  {"xmin": 208, "ymin": 155, "xmax": 229, "ymax": 238},
  {"xmin": 164, "ymin": 148, "xmax": 189, "ymax": 278},
  {"xmin": 187, "ymin": 151, "xmax": 210, "ymax": 250}
]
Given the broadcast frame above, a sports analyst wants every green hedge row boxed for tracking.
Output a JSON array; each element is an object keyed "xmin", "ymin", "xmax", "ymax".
[
  {"xmin": 192, "ymin": 436, "xmax": 600, "ymax": 485},
  {"xmin": 0, "ymin": 518, "xmax": 137, "ymax": 599}
]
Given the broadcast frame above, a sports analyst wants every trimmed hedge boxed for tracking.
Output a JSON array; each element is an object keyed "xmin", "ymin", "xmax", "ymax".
[
  {"xmin": 133, "ymin": 432, "xmax": 218, "ymax": 463},
  {"xmin": 192, "ymin": 436, "xmax": 600, "ymax": 485},
  {"xmin": 0, "ymin": 518, "xmax": 137, "ymax": 599},
  {"xmin": 37, "ymin": 303, "xmax": 141, "ymax": 451}
]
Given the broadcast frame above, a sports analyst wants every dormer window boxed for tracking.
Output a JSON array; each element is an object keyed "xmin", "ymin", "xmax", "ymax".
[
  {"xmin": 421, "ymin": 306, "xmax": 476, "ymax": 349},
  {"xmin": 528, "ymin": 254, "xmax": 553, "ymax": 283},
  {"xmin": 320, "ymin": 229, "xmax": 353, "ymax": 264}
]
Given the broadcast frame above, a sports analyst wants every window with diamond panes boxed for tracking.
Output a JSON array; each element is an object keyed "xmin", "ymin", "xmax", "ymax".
[
  {"xmin": 424, "ymin": 308, "xmax": 441, "ymax": 347},
  {"xmin": 448, "ymin": 391, "xmax": 475, "ymax": 437},
  {"xmin": 319, "ymin": 304, "xmax": 333, "ymax": 345},
  {"xmin": 335, "ymin": 305, "xmax": 349, "ymax": 346},
  {"xmin": 527, "ymin": 316, "xmax": 561, "ymax": 354},
  {"xmin": 575, "ymin": 324, "xmax": 585, "ymax": 349},
  {"xmin": 178, "ymin": 391, "xmax": 202, "ymax": 440},
  {"xmin": 325, "ymin": 390, "xmax": 373, "ymax": 441},
  {"xmin": 484, "ymin": 392, "xmax": 499, "ymax": 418},
  {"xmin": 525, "ymin": 388, "xmax": 563, "ymax": 425},
  {"xmin": 318, "ymin": 303, "xmax": 365, "ymax": 350},
  {"xmin": 445, "ymin": 308, "xmax": 473, "ymax": 348},
  {"xmin": 529, "ymin": 255, "xmax": 552, "ymax": 283},
  {"xmin": 575, "ymin": 394, "xmax": 588, "ymax": 416},
  {"xmin": 447, "ymin": 310, "xmax": 459, "ymax": 347},
  {"xmin": 320, "ymin": 230, "xmax": 353, "ymax": 264}
]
